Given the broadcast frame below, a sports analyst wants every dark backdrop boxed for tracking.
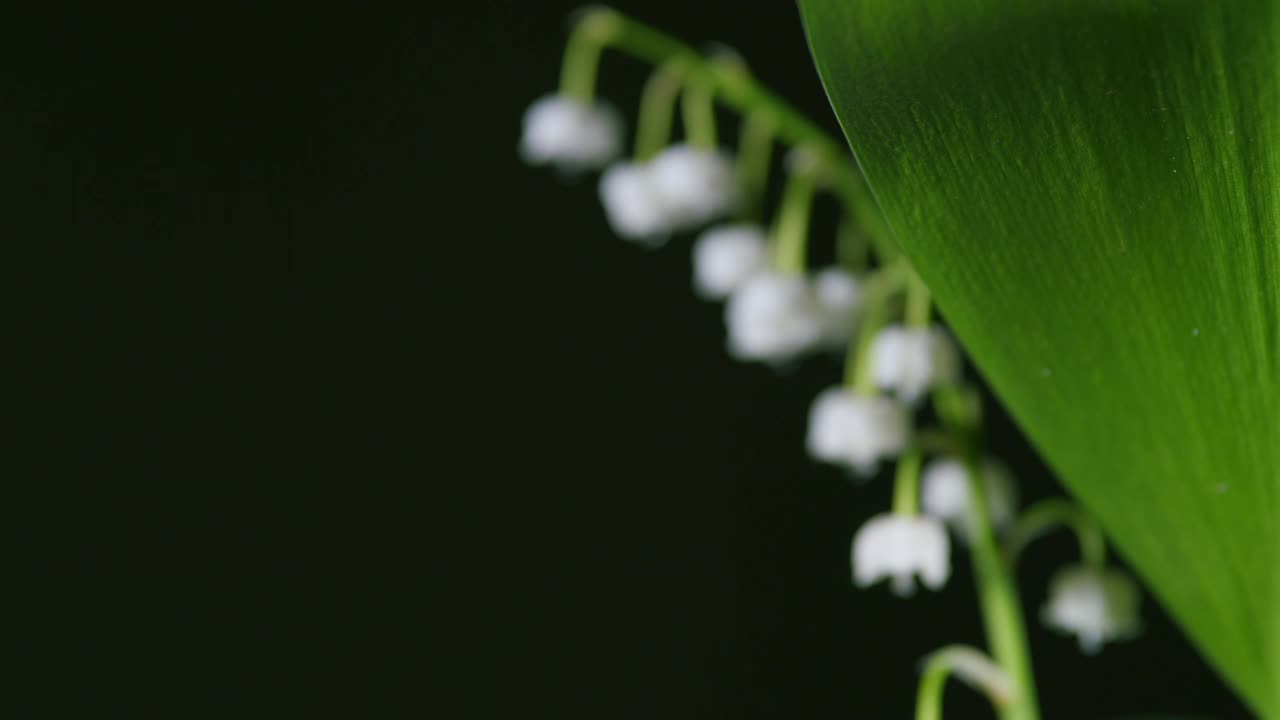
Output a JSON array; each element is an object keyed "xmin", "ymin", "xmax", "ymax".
[{"xmin": 5, "ymin": 2, "xmax": 1246, "ymax": 717}]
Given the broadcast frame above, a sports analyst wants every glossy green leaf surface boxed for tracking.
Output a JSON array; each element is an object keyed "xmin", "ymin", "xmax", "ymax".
[{"xmin": 800, "ymin": 1, "xmax": 1280, "ymax": 714}]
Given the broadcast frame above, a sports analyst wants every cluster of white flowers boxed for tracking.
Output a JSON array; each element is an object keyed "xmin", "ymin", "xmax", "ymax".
[
  {"xmin": 724, "ymin": 271, "xmax": 825, "ymax": 361},
  {"xmin": 723, "ymin": 270, "xmax": 859, "ymax": 363},
  {"xmin": 810, "ymin": 321, "xmax": 988, "ymax": 602},
  {"xmin": 600, "ymin": 145, "xmax": 740, "ymax": 244},
  {"xmin": 522, "ymin": 88, "xmax": 862, "ymax": 366},
  {"xmin": 687, "ymin": 225, "xmax": 863, "ymax": 366},
  {"xmin": 805, "ymin": 326, "xmax": 958, "ymax": 470},
  {"xmin": 520, "ymin": 86, "xmax": 967, "ymax": 604},
  {"xmin": 852, "ymin": 459, "xmax": 1022, "ymax": 599},
  {"xmin": 520, "ymin": 96, "xmax": 738, "ymax": 244},
  {"xmin": 695, "ymin": 240, "xmax": 863, "ymax": 366},
  {"xmin": 522, "ymin": 61, "xmax": 1139, "ymax": 667}
]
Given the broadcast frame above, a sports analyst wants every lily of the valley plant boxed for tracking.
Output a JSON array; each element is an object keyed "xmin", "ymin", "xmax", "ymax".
[{"xmin": 512, "ymin": 5, "xmax": 1273, "ymax": 718}]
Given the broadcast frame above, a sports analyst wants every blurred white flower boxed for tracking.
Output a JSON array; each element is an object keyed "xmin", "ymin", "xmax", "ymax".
[
  {"xmin": 870, "ymin": 324, "xmax": 961, "ymax": 402},
  {"xmin": 519, "ymin": 95, "xmax": 623, "ymax": 171},
  {"xmin": 598, "ymin": 162, "xmax": 674, "ymax": 243},
  {"xmin": 1041, "ymin": 564, "xmax": 1141, "ymax": 653},
  {"xmin": 852, "ymin": 513, "xmax": 951, "ymax": 595},
  {"xmin": 921, "ymin": 457, "xmax": 1018, "ymax": 538},
  {"xmin": 811, "ymin": 268, "xmax": 862, "ymax": 345},
  {"xmin": 725, "ymin": 271, "xmax": 825, "ymax": 362},
  {"xmin": 597, "ymin": 145, "xmax": 740, "ymax": 243},
  {"xmin": 692, "ymin": 225, "xmax": 769, "ymax": 299},
  {"xmin": 649, "ymin": 144, "xmax": 740, "ymax": 229},
  {"xmin": 806, "ymin": 387, "xmax": 909, "ymax": 474}
]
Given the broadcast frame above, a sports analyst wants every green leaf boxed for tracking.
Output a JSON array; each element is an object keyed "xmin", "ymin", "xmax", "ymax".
[{"xmin": 800, "ymin": 1, "xmax": 1280, "ymax": 714}]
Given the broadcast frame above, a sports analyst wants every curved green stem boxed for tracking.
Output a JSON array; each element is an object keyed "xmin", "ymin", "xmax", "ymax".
[
  {"xmin": 846, "ymin": 262, "xmax": 908, "ymax": 392},
  {"xmin": 948, "ymin": 434, "xmax": 1039, "ymax": 720},
  {"xmin": 681, "ymin": 75, "xmax": 718, "ymax": 149},
  {"xmin": 559, "ymin": 11, "xmax": 615, "ymax": 102},
  {"xmin": 916, "ymin": 645, "xmax": 1014, "ymax": 720},
  {"xmin": 843, "ymin": 329, "xmax": 868, "ymax": 392},
  {"xmin": 836, "ymin": 215, "xmax": 869, "ymax": 272},
  {"xmin": 1004, "ymin": 499, "xmax": 1108, "ymax": 570},
  {"xmin": 567, "ymin": 7, "xmax": 896, "ymax": 260},
  {"xmin": 771, "ymin": 161, "xmax": 817, "ymax": 274},
  {"xmin": 915, "ymin": 660, "xmax": 948, "ymax": 720},
  {"xmin": 893, "ymin": 447, "xmax": 924, "ymax": 516},
  {"xmin": 737, "ymin": 112, "xmax": 775, "ymax": 221},
  {"xmin": 934, "ymin": 384, "xmax": 1038, "ymax": 720},
  {"xmin": 905, "ymin": 268, "xmax": 933, "ymax": 327},
  {"xmin": 635, "ymin": 60, "xmax": 688, "ymax": 161},
  {"xmin": 931, "ymin": 385, "xmax": 983, "ymax": 436}
]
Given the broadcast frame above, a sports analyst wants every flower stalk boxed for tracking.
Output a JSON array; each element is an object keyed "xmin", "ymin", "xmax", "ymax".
[
  {"xmin": 950, "ymin": 428, "xmax": 1040, "ymax": 720},
  {"xmin": 893, "ymin": 447, "xmax": 924, "ymax": 516},
  {"xmin": 845, "ymin": 262, "xmax": 907, "ymax": 392},
  {"xmin": 905, "ymin": 269, "xmax": 932, "ymax": 327},
  {"xmin": 771, "ymin": 157, "xmax": 817, "ymax": 275},
  {"xmin": 559, "ymin": 10, "xmax": 617, "ymax": 102},
  {"xmin": 681, "ymin": 74, "xmax": 719, "ymax": 149},
  {"xmin": 836, "ymin": 215, "xmax": 868, "ymax": 272},
  {"xmin": 1004, "ymin": 498, "xmax": 1108, "ymax": 570},
  {"xmin": 736, "ymin": 112, "xmax": 775, "ymax": 220},
  {"xmin": 634, "ymin": 60, "xmax": 689, "ymax": 161},
  {"xmin": 915, "ymin": 645, "xmax": 1015, "ymax": 720}
]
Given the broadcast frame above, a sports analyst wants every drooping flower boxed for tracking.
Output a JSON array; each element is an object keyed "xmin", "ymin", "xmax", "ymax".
[
  {"xmin": 852, "ymin": 513, "xmax": 951, "ymax": 595},
  {"xmin": 598, "ymin": 162, "xmax": 675, "ymax": 243},
  {"xmin": 1041, "ymin": 564, "xmax": 1141, "ymax": 653},
  {"xmin": 725, "ymin": 271, "xmax": 825, "ymax": 362},
  {"xmin": 811, "ymin": 268, "xmax": 862, "ymax": 345},
  {"xmin": 870, "ymin": 324, "xmax": 962, "ymax": 402},
  {"xmin": 519, "ymin": 95, "xmax": 623, "ymax": 171},
  {"xmin": 920, "ymin": 457, "xmax": 1018, "ymax": 538},
  {"xmin": 806, "ymin": 387, "xmax": 909, "ymax": 474},
  {"xmin": 648, "ymin": 144, "xmax": 740, "ymax": 229},
  {"xmin": 692, "ymin": 224, "xmax": 769, "ymax": 299}
]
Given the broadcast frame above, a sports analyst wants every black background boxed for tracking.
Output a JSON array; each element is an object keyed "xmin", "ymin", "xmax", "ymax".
[{"xmin": 5, "ymin": 1, "xmax": 1248, "ymax": 717}]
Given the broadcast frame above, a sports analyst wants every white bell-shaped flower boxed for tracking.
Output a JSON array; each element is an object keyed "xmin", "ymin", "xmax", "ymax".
[
  {"xmin": 598, "ymin": 162, "xmax": 674, "ymax": 244},
  {"xmin": 725, "ymin": 271, "xmax": 825, "ymax": 362},
  {"xmin": 870, "ymin": 324, "xmax": 962, "ymax": 402},
  {"xmin": 921, "ymin": 457, "xmax": 1018, "ymax": 538},
  {"xmin": 852, "ymin": 513, "xmax": 951, "ymax": 595},
  {"xmin": 1041, "ymin": 564, "xmax": 1141, "ymax": 653},
  {"xmin": 692, "ymin": 224, "xmax": 769, "ymax": 299},
  {"xmin": 805, "ymin": 387, "xmax": 909, "ymax": 474},
  {"xmin": 648, "ymin": 144, "xmax": 740, "ymax": 229},
  {"xmin": 519, "ymin": 95, "xmax": 623, "ymax": 171},
  {"xmin": 811, "ymin": 268, "xmax": 862, "ymax": 345}
]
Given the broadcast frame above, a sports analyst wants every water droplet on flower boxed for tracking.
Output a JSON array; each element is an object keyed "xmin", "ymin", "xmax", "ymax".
[{"xmin": 1192, "ymin": 328, "xmax": 1200, "ymax": 337}]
